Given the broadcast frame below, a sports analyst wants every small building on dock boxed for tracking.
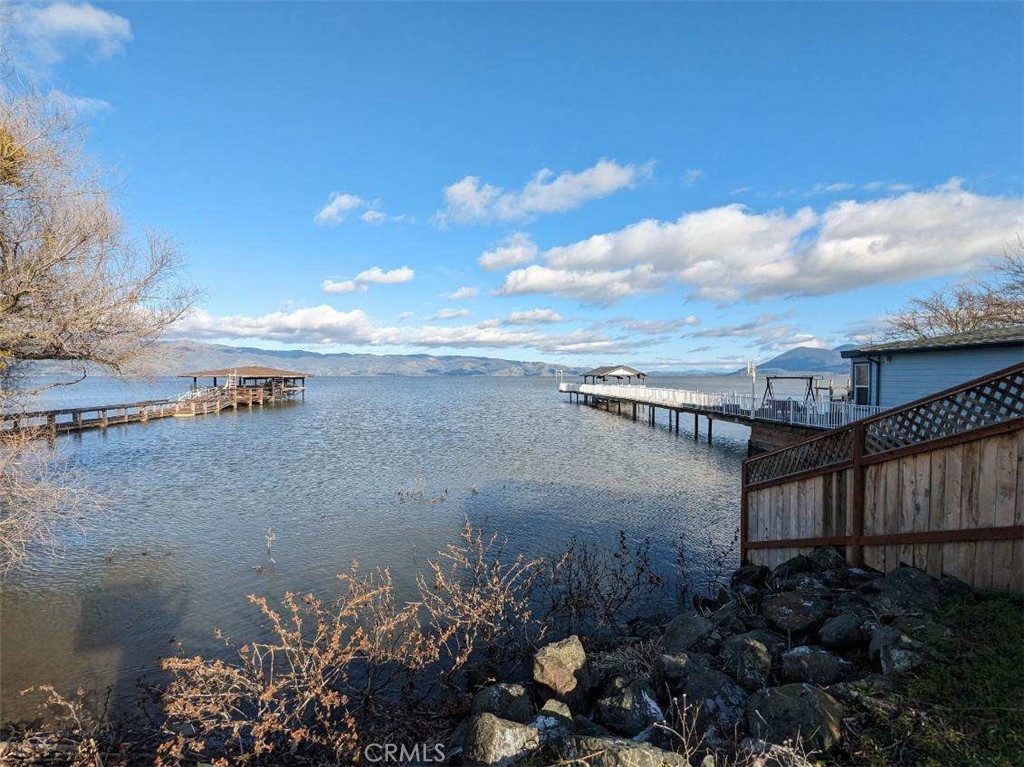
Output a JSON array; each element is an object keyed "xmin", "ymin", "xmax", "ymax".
[
  {"xmin": 840, "ymin": 326, "xmax": 1024, "ymax": 408},
  {"xmin": 178, "ymin": 366, "xmax": 311, "ymax": 400},
  {"xmin": 581, "ymin": 365, "xmax": 647, "ymax": 385}
]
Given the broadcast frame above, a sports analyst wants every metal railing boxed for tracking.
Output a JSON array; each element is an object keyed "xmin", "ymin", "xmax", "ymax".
[{"xmin": 574, "ymin": 383, "xmax": 884, "ymax": 429}]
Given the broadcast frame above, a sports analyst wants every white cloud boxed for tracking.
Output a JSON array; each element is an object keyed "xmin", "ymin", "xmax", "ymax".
[
  {"xmin": 438, "ymin": 158, "xmax": 653, "ymax": 224},
  {"xmin": 445, "ymin": 286, "xmax": 478, "ymax": 300},
  {"xmin": 430, "ymin": 308, "xmax": 470, "ymax": 320},
  {"xmin": 12, "ymin": 2, "xmax": 132, "ymax": 67},
  {"xmin": 731, "ymin": 186, "xmax": 753, "ymax": 195},
  {"xmin": 496, "ymin": 264, "xmax": 668, "ymax": 306},
  {"xmin": 315, "ymin": 193, "xmax": 366, "ymax": 225},
  {"xmin": 682, "ymin": 169, "xmax": 703, "ymax": 187},
  {"xmin": 173, "ymin": 305, "xmax": 657, "ymax": 356},
  {"xmin": 496, "ymin": 180, "xmax": 1023, "ymax": 304},
  {"xmin": 620, "ymin": 317, "xmax": 699, "ymax": 334},
  {"xmin": 398, "ymin": 311, "xmax": 415, "ymax": 321},
  {"xmin": 808, "ymin": 181, "xmax": 854, "ymax": 195},
  {"xmin": 322, "ymin": 266, "xmax": 415, "ymax": 293},
  {"xmin": 501, "ymin": 308, "xmax": 564, "ymax": 325},
  {"xmin": 361, "ymin": 209, "xmax": 386, "ymax": 225},
  {"xmin": 478, "ymin": 232, "xmax": 538, "ymax": 271},
  {"xmin": 48, "ymin": 90, "xmax": 111, "ymax": 116}
]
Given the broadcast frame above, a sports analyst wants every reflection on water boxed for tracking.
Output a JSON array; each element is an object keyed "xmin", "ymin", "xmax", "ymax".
[{"xmin": 1, "ymin": 375, "xmax": 756, "ymax": 722}]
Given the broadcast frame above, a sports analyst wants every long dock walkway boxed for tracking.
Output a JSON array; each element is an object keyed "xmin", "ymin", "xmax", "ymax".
[
  {"xmin": 560, "ymin": 382, "xmax": 884, "ymax": 450},
  {"xmin": 2, "ymin": 387, "xmax": 277, "ymax": 437}
]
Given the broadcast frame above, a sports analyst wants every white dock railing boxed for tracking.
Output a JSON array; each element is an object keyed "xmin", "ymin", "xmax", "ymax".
[{"xmin": 574, "ymin": 383, "xmax": 884, "ymax": 430}]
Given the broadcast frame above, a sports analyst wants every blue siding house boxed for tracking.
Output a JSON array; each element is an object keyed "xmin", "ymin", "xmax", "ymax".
[{"xmin": 840, "ymin": 326, "xmax": 1024, "ymax": 409}]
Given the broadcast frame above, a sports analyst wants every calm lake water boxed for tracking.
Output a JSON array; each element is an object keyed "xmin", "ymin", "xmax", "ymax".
[{"xmin": 0, "ymin": 373, "xmax": 795, "ymax": 723}]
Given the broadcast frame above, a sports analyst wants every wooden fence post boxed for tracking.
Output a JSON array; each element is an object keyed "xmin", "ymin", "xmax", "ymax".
[
  {"xmin": 850, "ymin": 422, "xmax": 866, "ymax": 567},
  {"xmin": 740, "ymin": 461, "xmax": 749, "ymax": 564}
]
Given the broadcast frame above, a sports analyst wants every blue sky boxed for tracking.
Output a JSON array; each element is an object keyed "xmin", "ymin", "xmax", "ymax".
[{"xmin": 8, "ymin": 1, "xmax": 1024, "ymax": 369}]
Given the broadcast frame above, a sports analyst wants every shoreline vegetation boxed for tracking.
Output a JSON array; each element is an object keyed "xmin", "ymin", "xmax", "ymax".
[{"xmin": 2, "ymin": 522, "xmax": 1020, "ymax": 766}]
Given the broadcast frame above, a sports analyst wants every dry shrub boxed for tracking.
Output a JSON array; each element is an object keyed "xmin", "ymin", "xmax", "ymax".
[
  {"xmin": 589, "ymin": 639, "xmax": 663, "ymax": 680},
  {"xmin": 536, "ymin": 531, "xmax": 665, "ymax": 632},
  {"xmin": 9, "ymin": 686, "xmax": 108, "ymax": 767},
  {"xmin": 417, "ymin": 519, "xmax": 543, "ymax": 674},
  {"xmin": 157, "ymin": 520, "xmax": 541, "ymax": 765}
]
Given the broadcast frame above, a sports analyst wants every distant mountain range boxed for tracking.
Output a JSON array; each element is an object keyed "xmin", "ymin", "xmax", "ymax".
[
  {"xmin": 129, "ymin": 340, "xmax": 572, "ymax": 377},
  {"xmin": 31, "ymin": 340, "xmax": 857, "ymax": 379},
  {"xmin": 732, "ymin": 344, "xmax": 856, "ymax": 375}
]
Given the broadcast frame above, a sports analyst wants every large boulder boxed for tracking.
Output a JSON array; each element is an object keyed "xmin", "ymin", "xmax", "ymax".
[
  {"xmin": 746, "ymin": 683, "xmax": 845, "ymax": 752},
  {"xmin": 471, "ymin": 683, "xmax": 533, "ymax": 724},
  {"xmin": 679, "ymin": 668, "xmax": 748, "ymax": 733},
  {"xmin": 593, "ymin": 677, "xmax": 664, "ymax": 737},
  {"xmin": 762, "ymin": 592, "xmax": 832, "ymax": 634},
  {"xmin": 534, "ymin": 635, "xmax": 587, "ymax": 697},
  {"xmin": 463, "ymin": 713, "xmax": 540, "ymax": 767},
  {"xmin": 780, "ymin": 646, "xmax": 848, "ymax": 686},
  {"xmin": 869, "ymin": 625, "xmax": 926, "ymax": 675},
  {"xmin": 721, "ymin": 634, "xmax": 772, "ymax": 690},
  {"xmin": 767, "ymin": 556, "xmax": 817, "ymax": 589},
  {"xmin": 819, "ymin": 613, "xmax": 865, "ymax": 650},
  {"xmin": 864, "ymin": 566, "xmax": 941, "ymax": 617},
  {"xmin": 574, "ymin": 736, "xmax": 689, "ymax": 767},
  {"xmin": 662, "ymin": 612, "xmax": 717, "ymax": 653},
  {"xmin": 806, "ymin": 546, "xmax": 847, "ymax": 573},
  {"xmin": 651, "ymin": 651, "xmax": 712, "ymax": 701}
]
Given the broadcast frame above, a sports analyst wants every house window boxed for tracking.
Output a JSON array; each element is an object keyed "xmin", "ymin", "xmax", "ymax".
[{"xmin": 853, "ymin": 363, "xmax": 870, "ymax": 405}]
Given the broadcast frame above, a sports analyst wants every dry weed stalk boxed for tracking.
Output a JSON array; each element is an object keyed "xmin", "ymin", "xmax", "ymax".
[
  {"xmin": 416, "ymin": 519, "xmax": 543, "ymax": 673},
  {"xmin": 537, "ymin": 531, "xmax": 664, "ymax": 631},
  {"xmin": 14, "ymin": 685, "xmax": 108, "ymax": 767}
]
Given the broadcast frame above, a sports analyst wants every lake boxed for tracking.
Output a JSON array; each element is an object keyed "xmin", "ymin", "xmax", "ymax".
[{"xmin": 0, "ymin": 373, "xmax": 795, "ymax": 723}]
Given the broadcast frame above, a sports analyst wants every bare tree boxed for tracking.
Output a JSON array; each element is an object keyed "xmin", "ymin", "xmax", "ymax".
[
  {"xmin": 884, "ymin": 239, "xmax": 1024, "ymax": 340},
  {"xmin": 0, "ymin": 77, "xmax": 196, "ymax": 572}
]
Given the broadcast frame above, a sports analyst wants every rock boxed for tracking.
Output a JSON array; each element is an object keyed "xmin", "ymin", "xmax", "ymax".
[
  {"xmin": 828, "ymin": 674, "xmax": 897, "ymax": 706},
  {"xmin": 534, "ymin": 635, "xmax": 587, "ymax": 696},
  {"xmin": 471, "ymin": 683, "xmax": 533, "ymax": 724},
  {"xmin": 746, "ymin": 683, "xmax": 845, "ymax": 752},
  {"xmin": 651, "ymin": 651, "xmax": 712, "ymax": 700},
  {"xmin": 780, "ymin": 646, "xmax": 848, "ymax": 685},
  {"xmin": 721, "ymin": 634, "xmax": 772, "ymax": 690},
  {"xmin": 734, "ymin": 628, "xmax": 790, "ymax": 659},
  {"xmin": 572, "ymin": 715, "xmax": 609, "ymax": 737},
  {"xmin": 529, "ymin": 704, "xmax": 573, "ymax": 746},
  {"xmin": 662, "ymin": 612, "xmax": 717, "ymax": 653},
  {"xmin": 767, "ymin": 556, "xmax": 817, "ymax": 588},
  {"xmin": 540, "ymin": 699, "xmax": 571, "ymax": 718},
  {"xmin": 732, "ymin": 564, "xmax": 770, "ymax": 590},
  {"xmin": 593, "ymin": 677, "xmax": 664, "ymax": 737},
  {"xmin": 762, "ymin": 592, "xmax": 832, "ymax": 634},
  {"xmin": 574, "ymin": 736, "xmax": 689, "ymax": 767},
  {"xmin": 869, "ymin": 626, "xmax": 926, "ymax": 674},
  {"xmin": 864, "ymin": 566, "xmax": 941, "ymax": 616},
  {"xmin": 807, "ymin": 546, "xmax": 847, "ymax": 573},
  {"xmin": 772, "ymin": 571, "xmax": 830, "ymax": 593},
  {"xmin": 937, "ymin": 574, "xmax": 971, "ymax": 603},
  {"xmin": 819, "ymin": 614, "xmax": 865, "ymax": 650},
  {"xmin": 680, "ymin": 668, "xmax": 748, "ymax": 733},
  {"xmin": 627, "ymin": 613, "xmax": 671, "ymax": 641},
  {"xmin": 463, "ymin": 713, "xmax": 540, "ymax": 767}
]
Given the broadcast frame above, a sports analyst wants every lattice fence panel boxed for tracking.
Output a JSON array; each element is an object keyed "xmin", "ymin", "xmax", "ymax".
[
  {"xmin": 746, "ymin": 428, "xmax": 853, "ymax": 485},
  {"xmin": 863, "ymin": 367, "xmax": 1024, "ymax": 455}
]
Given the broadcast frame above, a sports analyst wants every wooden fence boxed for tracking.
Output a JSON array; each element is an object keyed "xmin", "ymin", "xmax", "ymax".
[{"xmin": 741, "ymin": 362, "xmax": 1024, "ymax": 591}]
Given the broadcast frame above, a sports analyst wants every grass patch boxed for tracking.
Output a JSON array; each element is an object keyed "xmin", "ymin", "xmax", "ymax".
[{"xmin": 851, "ymin": 592, "xmax": 1024, "ymax": 766}]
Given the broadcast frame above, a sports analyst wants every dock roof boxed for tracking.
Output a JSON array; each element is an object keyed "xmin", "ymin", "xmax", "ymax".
[
  {"xmin": 840, "ymin": 325, "xmax": 1024, "ymax": 357},
  {"xmin": 177, "ymin": 366, "xmax": 312, "ymax": 378},
  {"xmin": 582, "ymin": 365, "xmax": 647, "ymax": 378}
]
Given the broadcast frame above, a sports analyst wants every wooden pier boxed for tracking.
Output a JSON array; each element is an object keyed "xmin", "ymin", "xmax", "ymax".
[{"xmin": 2, "ymin": 366, "xmax": 310, "ymax": 438}]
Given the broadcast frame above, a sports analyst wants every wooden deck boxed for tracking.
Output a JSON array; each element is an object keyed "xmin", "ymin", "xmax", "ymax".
[{"xmin": 1, "ymin": 386, "xmax": 290, "ymax": 437}]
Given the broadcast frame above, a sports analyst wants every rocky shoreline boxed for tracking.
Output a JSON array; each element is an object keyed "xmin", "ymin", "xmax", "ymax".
[{"xmin": 449, "ymin": 547, "xmax": 974, "ymax": 766}]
